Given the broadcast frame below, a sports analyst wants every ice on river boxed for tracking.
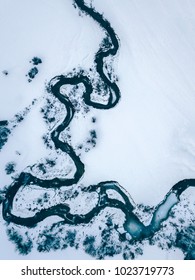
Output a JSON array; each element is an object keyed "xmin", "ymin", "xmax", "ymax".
[{"xmin": 0, "ymin": 0, "xmax": 195, "ymax": 260}]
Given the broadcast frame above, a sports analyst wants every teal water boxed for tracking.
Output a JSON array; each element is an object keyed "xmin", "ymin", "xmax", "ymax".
[{"xmin": 2, "ymin": 0, "xmax": 194, "ymax": 246}]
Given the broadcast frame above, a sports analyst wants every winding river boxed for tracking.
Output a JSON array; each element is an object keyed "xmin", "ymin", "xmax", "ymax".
[{"xmin": 2, "ymin": 0, "xmax": 195, "ymax": 243}]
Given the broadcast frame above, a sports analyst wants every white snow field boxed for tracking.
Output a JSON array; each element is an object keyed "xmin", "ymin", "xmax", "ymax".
[{"xmin": 0, "ymin": 0, "xmax": 195, "ymax": 259}]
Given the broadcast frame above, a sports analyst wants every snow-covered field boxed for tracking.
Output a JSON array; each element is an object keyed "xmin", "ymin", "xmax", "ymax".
[{"xmin": 0, "ymin": 0, "xmax": 194, "ymax": 259}]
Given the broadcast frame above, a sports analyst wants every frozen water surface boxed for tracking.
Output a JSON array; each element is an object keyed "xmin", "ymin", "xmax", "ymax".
[{"xmin": 0, "ymin": 0, "xmax": 194, "ymax": 259}]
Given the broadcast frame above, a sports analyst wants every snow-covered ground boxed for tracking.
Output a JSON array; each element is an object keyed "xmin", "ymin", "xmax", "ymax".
[
  {"xmin": 83, "ymin": 0, "xmax": 195, "ymax": 205},
  {"xmin": 0, "ymin": 0, "xmax": 194, "ymax": 259}
]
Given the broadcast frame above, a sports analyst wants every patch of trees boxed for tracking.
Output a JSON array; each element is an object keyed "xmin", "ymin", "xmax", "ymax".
[
  {"xmin": 27, "ymin": 56, "xmax": 42, "ymax": 82},
  {"xmin": 7, "ymin": 228, "xmax": 33, "ymax": 255},
  {"xmin": 5, "ymin": 162, "xmax": 16, "ymax": 175},
  {"xmin": 0, "ymin": 122, "xmax": 10, "ymax": 151},
  {"xmin": 176, "ymin": 225, "xmax": 195, "ymax": 260}
]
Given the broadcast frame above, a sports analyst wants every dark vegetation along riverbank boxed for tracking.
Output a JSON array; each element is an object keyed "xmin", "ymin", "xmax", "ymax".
[{"xmin": 1, "ymin": 0, "xmax": 194, "ymax": 259}]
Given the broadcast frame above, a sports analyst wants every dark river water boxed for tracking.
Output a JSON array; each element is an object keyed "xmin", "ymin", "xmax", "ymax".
[{"xmin": 2, "ymin": 0, "xmax": 194, "ymax": 244}]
